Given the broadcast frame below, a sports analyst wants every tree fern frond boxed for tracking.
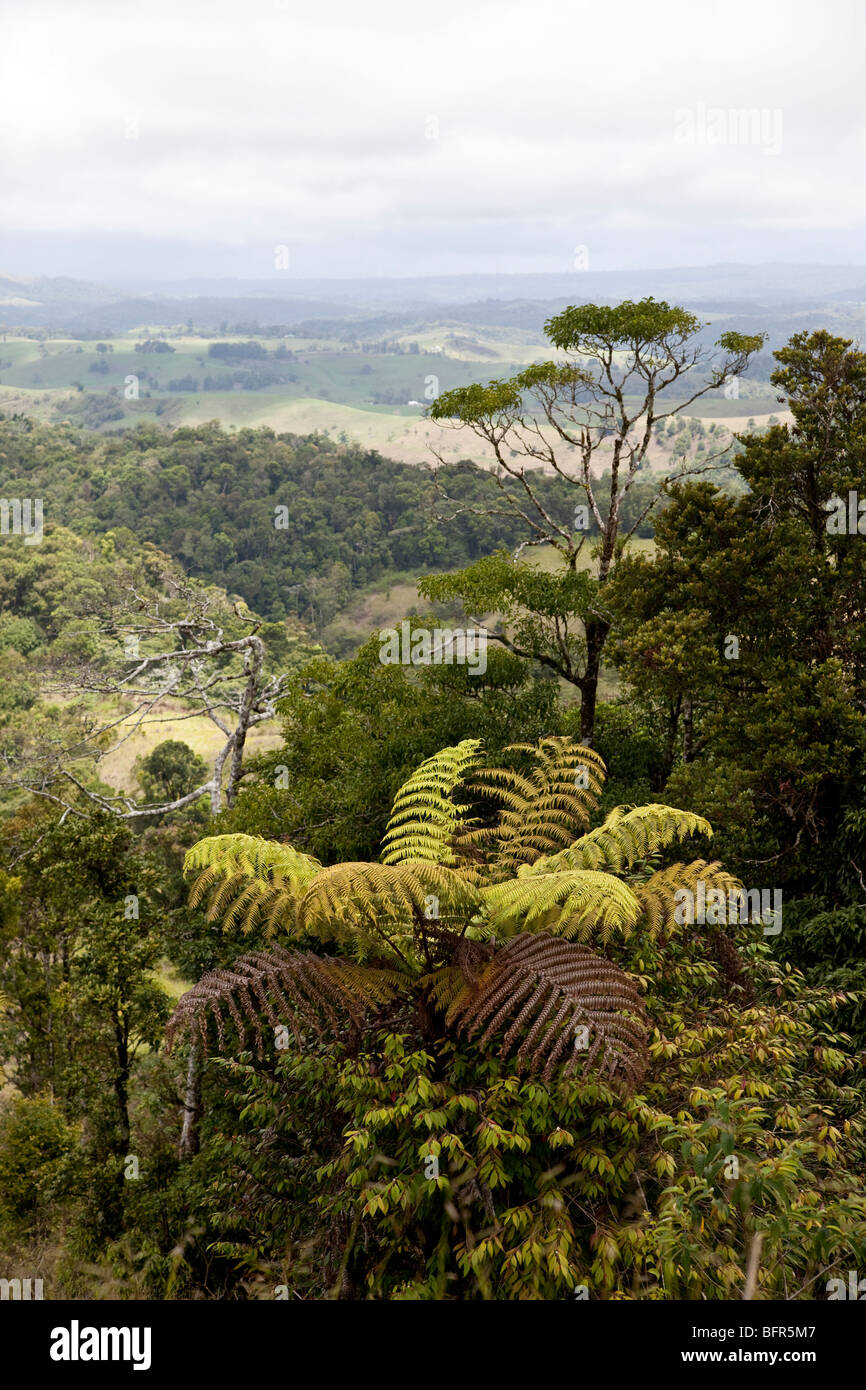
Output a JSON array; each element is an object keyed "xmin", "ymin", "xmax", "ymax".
[
  {"xmin": 185, "ymin": 834, "xmax": 322, "ymax": 935},
  {"xmin": 419, "ymin": 964, "xmax": 468, "ymax": 1013},
  {"xmin": 299, "ymin": 860, "xmax": 480, "ymax": 947},
  {"xmin": 381, "ymin": 739, "xmax": 483, "ymax": 866},
  {"xmin": 481, "ymin": 868, "xmax": 642, "ymax": 943},
  {"xmin": 636, "ymin": 859, "xmax": 743, "ymax": 937},
  {"xmin": 530, "ymin": 804, "xmax": 713, "ymax": 876},
  {"xmin": 446, "ymin": 933, "xmax": 647, "ymax": 1086},
  {"xmin": 165, "ymin": 948, "xmax": 406, "ymax": 1057},
  {"xmin": 467, "ymin": 737, "xmax": 606, "ymax": 875},
  {"xmin": 185, "ymin": 833, "xmax": 322, "ymax": 884}
]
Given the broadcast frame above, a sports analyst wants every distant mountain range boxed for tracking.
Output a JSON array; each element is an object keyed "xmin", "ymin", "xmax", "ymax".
[
  {"xmin": 109, "ymin": 265, "xmax": 866, "ymax": 307},
  {"xmin": 1, "ymin": 265, "xmax": 866, "ymax": 333}
]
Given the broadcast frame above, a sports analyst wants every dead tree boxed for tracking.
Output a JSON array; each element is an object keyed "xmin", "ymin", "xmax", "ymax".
[{"xmin": 1, "ymin": 575, "xmax": 293, "ymax": 820}]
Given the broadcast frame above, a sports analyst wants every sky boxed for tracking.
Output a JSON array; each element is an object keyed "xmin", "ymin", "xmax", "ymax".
[{"xmin": 1, "ymin": 0, "xmax": 864, "ymax": 284}]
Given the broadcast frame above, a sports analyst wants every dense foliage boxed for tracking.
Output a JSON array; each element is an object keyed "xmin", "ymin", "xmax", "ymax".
[
  {"xmin": 0, "ymin": 419, "xmax": 575, "ymax": 624},
  {"xmin": 0, "ymin": 320, "xmax": 864, "ymax": 1302}
]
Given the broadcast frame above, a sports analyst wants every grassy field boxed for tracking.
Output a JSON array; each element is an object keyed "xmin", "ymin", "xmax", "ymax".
[
  {"xmin": 526, "ymin": 536, "xmax": 656, "ymax": 573},
  {"xmin": 0, "ymin": 334, "xmax": 518, "ymax": 408},
  {"xmin": 59, "ymin": 694, "xmax": 284, "ymax": 796},
  {"xmin": 0, "ymin": 329, "xmax": 791, "ymax": 468},
  {"xmin": 398, "ymin": 326, "xmax": 553, "ymax": 364}
]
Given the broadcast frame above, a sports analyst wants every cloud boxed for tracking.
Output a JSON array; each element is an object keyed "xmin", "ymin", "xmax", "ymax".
[{"xmin": 1, "ymin": 0, "xmax": 864, "ymax": 278}]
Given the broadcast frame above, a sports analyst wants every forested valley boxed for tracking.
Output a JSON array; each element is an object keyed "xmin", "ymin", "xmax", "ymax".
[{"xmin": 1, "ymin": 311, "xmax": 865, "ymax": 1303}]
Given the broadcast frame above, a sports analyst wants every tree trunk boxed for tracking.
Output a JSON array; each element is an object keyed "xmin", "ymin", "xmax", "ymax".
[
  {"xmin": 660, "ymin": 696, "xmax": 682, "ymax": 785},
  {"xmin": 179, "ymin": 1040, "xmax": 202, "ymax": 1158},
  {"xmin": 114, "ymin": 1018, "xmax": 131, "ymax": 1150},
  {"xmin": 225, "ymin": 637, "xmax": 265, "ymax": 808},
  {"xmin": 682, "ymin": 697, "xmax": 694, "ymax": 763},
  {"xmin": 579, "ymin": 617, "xmax": 610, "ymax": 744}
]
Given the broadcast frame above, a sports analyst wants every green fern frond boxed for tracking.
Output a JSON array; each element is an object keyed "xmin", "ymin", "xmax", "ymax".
[
  {"xmin": 419, "ymin": 964, "xmax": 467, "ymax": 1013},
  {"xmin": 299, "ymin": 860, "xmax": 481, "ymax": 948},
  {"xmin": 185, "ymin": 834, "xmax": 323, "ymax": 935},
  {"xmin": 381, "ymin": 739, "xmax": 483, "ymax": 866},
  {"xmin": 468, "ymin": 737, "xmax": 607, "ymax": 875},
  {"xmin": 636, "ymin": 859, "xmax": 743, "ymax": 937},
  {"xmin": 482, "ymin": 868, "xmax": 642, "ymax": 942},
  {"xmin": 185, "ymin": 833, "xmax": 322, "ymax": 884},
  {"xmin": 530, "ymin": 804, "xmax": 713, "ymax": 876}
]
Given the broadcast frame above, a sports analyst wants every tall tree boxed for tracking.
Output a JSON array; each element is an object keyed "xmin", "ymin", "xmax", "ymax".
[
  {"xmin": 603, "ymin": 330, "xmax": 866, "ymax": 883},
  {"xmin": 425, "ymin": 299, "xmax": 763, "ymax": 739}
]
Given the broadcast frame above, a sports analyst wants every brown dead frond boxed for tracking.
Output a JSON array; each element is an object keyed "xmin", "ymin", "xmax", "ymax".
[
  {"xmin": 446, "ymin": 932, "xmax": 647, "ymax": 1086},
  {"xmin": 165, "ymin": 948, "xmax": 405, "ymax": 1058}
]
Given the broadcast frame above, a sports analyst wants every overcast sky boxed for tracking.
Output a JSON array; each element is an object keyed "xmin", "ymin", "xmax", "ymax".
[{"xmin": 1, "ymin": 0, "xmax": 864, "ymax": 284}]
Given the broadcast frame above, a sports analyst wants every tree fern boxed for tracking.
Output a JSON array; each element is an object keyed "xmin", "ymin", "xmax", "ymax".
[{"xmin": 167, "ymin": 738, "xmax": 723, "ymax": 1092}]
